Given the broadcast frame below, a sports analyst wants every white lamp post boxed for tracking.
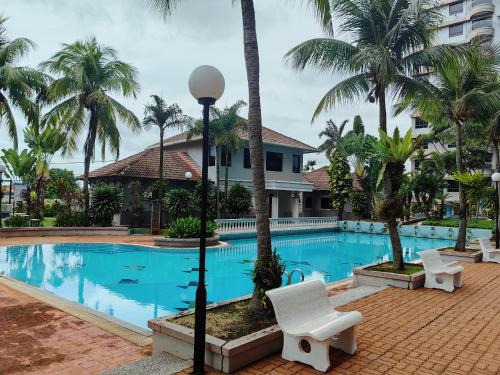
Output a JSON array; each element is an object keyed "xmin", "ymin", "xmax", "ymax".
[
  {"xmin": 185, "ymin": 171, "xmax": 193, "ymax": 180},
  {"xmin": 188, "ymin": 65, "xmax": 224, "ymax": 375},
  {"xmin": 492, "ymin": 172, "xmax": 500, "ymax": 248},
  {"xmin": 0, "ymin": 163, "xmax": 5, "ymax": 223}
]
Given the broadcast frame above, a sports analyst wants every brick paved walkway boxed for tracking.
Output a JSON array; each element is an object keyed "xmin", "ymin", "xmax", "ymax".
[
  {"xmin": 0, "ymin": 283, "xmax": 147, "ymax": 375},
  {"xmin": 178, "ymin": 262, "xmax": 500, "ymax": 375},
  {"xmin": 0, "ymin": 235, "xmax": 156, "ymax": 248}
]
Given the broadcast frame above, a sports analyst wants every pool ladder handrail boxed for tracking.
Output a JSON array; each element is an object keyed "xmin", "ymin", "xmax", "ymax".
[{"xmin": 284, "ymin": 268, "xmax": 305, "ymax": 285}]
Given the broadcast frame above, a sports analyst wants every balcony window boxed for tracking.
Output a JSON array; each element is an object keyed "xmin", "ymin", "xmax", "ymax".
[
  {"xmin": 266, "ymin": 151, "xmax": 283, "ymax": 172},
  {"xmin": 472, "ymin": 0, "xmax": 492, "ymax": 7},
  {"xmin": 446, "ymin": 180, "xmax": 460, "ymax": 193},
  {"xmin": 320, "ymin": 197, "xmax": 332, "ymax": 209},
  {"xmin": 472, "ymin": 16, "xmax": 493, "ymax": 30},
  {"xmin": 449, "ymin": 23, "xmax": 464, "ymax": 37},
  {"xmin": 292, "ymin": 154, "xmax": 301, "ymax": 173},
  {"xmin": 220, "ymin": 145, "xmax": 232, "ymax": 167},
  {"xmin": 305, "ymin": 196, "xmax": 313, "ymax": 209},
  {"xmin": 415, "ymin": 117, "xmax": 429, "ymax": 129},
  {"xmin": 243, "ymin": 148, "xmax": 251, "ymax": 169},
  {"xmin": 449, "ymin": 1, "xmax": 463, "ymax": 15}
]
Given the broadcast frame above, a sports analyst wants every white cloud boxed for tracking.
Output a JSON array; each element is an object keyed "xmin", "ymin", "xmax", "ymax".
[{"xmin": 0, "ymin": 0, "xmax": 411, "ymax": 174}]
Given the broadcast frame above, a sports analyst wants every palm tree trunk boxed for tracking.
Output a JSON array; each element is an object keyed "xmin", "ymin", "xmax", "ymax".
[
  {"xmin": 216, "ymin": 145, "xmax": 221, "ymax": 218},
  {"xmin": 241, "ymin": 0, "xmax": 273, "ymax": 316},
  {"xmin": 224, "ymin": 148, "xmax": 229, "ymax": 217},
  {"xmin": 158, "ymin": 128, "xmax": 164, "ymax": 228},
  {"xmin": 455, "ymin": 122, "xmax": 467, "ymax": 251},
  {"xmin": 388, "ymin": 219, "xmax": 404, "ymax": 269},
  {"xmin": 83, "ymin": 108, "xmax": 98, "ymax": 213},
  {"xmin": 378, "ymin": 88, "xmax": 387, "ymax": 133}
]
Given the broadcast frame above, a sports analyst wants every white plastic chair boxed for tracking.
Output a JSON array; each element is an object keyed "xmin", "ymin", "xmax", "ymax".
[
  {"xmin": 265, "ymin": 280, "xmax": 362, "ymax": 372},
  {"xmin": 478, "ymin": 238, "xmax": 500, "ymax": 263},
  {"xmin": 417, "ymin": 249, "xmax": 464, "ymax": 292}
]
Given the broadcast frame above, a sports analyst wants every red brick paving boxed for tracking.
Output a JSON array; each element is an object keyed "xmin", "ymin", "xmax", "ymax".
[
  {"xmin": 0, "ymin": 283, "xmax": 147, "ymax": 375},
  {"xmin": 178, "ymin": 262, "xmax": 500, "ymax": 375}
]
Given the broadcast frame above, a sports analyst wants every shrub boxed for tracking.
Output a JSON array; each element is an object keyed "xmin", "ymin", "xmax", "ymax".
[
  {"xmin": 90, "ymin": 182, "xmax": 123, "ymax": 227},
  {"xmin": 55, "ymin": 210, "xmax": 91, "ymax": 227},
  {"xmin": 164, "ymin": 188, "xmax": 193, "ymax": 219},
  {"xmin": 252, "ymin": 249, "xmax": 286, "ymax": 315},
  {"xmin": 165, "ymin": 216, "xmax": 217, "ymax": 238},
  {"xmin": 351, "ymin": 191, "xmax": 368, "ymax": 219},
  {"xmin": 5, "ymin": 215, "xmax": 29, "ymax": 228},
  {"xmin": 43, "ymin": 201, "xmax": 58, "ymax": 217},
  {"xmin": 227, "ymin": 183, "xmax": 253, "ymax": 218}
]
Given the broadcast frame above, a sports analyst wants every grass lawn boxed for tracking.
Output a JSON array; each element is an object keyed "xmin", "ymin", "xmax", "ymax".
[
  {"xmin": 423, "ymin": 218, "xmax": 494, "ymax": 230},
  {"xmin": 174, "ymin": 300, "xmax": 276, "ymax": 341},
  {"xmin": 42, "ymin": 217, "xmax": 56, "ymax": 227},
  {"xmin": 367, "ymin": 262, "xmax": 424, "ymax": 275}
]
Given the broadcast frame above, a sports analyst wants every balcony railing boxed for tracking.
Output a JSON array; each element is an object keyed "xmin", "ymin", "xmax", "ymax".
[
  {"xmin": 216, "ymin": 216, "xmax": 338, "ymax": 233},
  {"xmin": 472, "ymin": 18, "xmax": 493, "ymax": 30}
]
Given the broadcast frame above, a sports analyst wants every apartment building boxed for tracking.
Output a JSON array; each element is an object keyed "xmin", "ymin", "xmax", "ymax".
[{"xmin": 410, "ymin": 0, "xmax": 499, "ymax": 202}]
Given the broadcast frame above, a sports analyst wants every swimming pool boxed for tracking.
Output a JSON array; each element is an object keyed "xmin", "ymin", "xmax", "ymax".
[{"xmin": 0, "ymin": 232, "xmax": 454, "ymax": 329}]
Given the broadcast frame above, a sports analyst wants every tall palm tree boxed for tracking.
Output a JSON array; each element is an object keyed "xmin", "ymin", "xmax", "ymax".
[
  {"xmin": 285, "ymin": 0, "xmax": 460, "ymax": 133},
  {"xmin": 396, "ymin": 47, "xmax": 500, "ymax": 251},
  {"xmin": 318, "ymin": 119, "xmax": 348, "ymax": 158},
  {"xmin": 303, "ymin": 159, "xmax": 316, "ymax": 172},
  {"xmin": 143, "ymin": 95, "xmax": 193, "ymax": 227},
  {"xmin": 41, "ymin": 38, "xmax": 141, "ymax": 212},
  {"xmin": 0, "ymin": 16, "xmax": 45, "ymax": 148},
  {"xmin": 146, "ymin": 0, "xmax": 333, "ymax": 315}
]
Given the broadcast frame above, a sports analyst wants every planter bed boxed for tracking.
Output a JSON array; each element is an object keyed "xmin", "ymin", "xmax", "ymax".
[
  {"xmin": 353, "ymin": 262, "xmax": 425, "ymax": 290},
  {"xmin": 153, "ymin": 236, "xmax": 220, "ymax": 248},
  {"xmin": 148, "ymin": 296, "xmax": 281, "ymax": 373},
  {"xmin": 437, "ymin": 247, "xmax": 482, "ymax": 263},
  {"xmin": 0, "ymin": 226, "xmax": 129, "ymax": 238}
]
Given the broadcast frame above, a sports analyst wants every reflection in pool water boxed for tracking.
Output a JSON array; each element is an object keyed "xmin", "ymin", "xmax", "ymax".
[{"xmin": 0, "ymin": 232, "xmax": 454, "ymax": 329}]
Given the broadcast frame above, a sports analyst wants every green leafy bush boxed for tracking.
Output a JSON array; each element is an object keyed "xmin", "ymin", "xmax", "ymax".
[
  {"xmin": 165, "ymin": 217, "xmax": 217, "ymax": 238},
  {"xmin": 164, "ymin": 188, "xmax": 193, "ymax": 219},
  {"xmin": 351, "ymin": 191, "xmax": 368, "ymax": 219},
  {"xmin": 55, "ymin": 210, "xmax": 91, "ymax": 227},
  {"xmin": 5, "ymin": 215, "xmax": 29, "ymax": 227},
  {"xmin": 227, "ymin": 183, "xmax": 253, "ymax": 218},
  {"xmin": 90, "ymin": 182, "xmax": 123, "ymax": 226},
  {"xmin": 43, "ymin": 201, "xmax": 58, "ymax": 217},
  {"xmin": 252, "ymin": 249, "xmax": 286, "ymax": 315}
]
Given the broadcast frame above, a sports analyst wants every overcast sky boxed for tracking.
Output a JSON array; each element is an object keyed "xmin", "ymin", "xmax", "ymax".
[{"xmin": 1, "ymin": 0, "xmax": 410, "ymax": 175}]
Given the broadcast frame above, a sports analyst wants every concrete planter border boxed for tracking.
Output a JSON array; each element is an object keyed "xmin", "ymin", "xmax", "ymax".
[
  {"xmin": 153, "ymin": 236, "xmax": 220, "ymax": 248},
  {"xmin": 148, "ymin": 296, "xmax": 282, "ymax": 373},
  {"xmin": 437, "ymin": 247, "xmax": 482, "ymax": 263},
  {"xmin": 353, "ymin": 262, "xmax": 425, "ymax": 290},
  {"xmin": 0, "ymin": 226, "xmax": 129, "ymax": 238}
]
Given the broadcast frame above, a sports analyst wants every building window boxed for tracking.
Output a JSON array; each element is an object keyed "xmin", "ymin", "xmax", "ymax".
[
  {"xmin": 415, "ymin": 117, "xmax": 428, "ymax": 129},
  {"xmin": 292, "ymin": 155, "xmax": 301, "ymax": 173},
  {"xmin": 414, "ymin": 159, "xmax": 421, "ymax": 170},
  {"xmin": 208, "ymin": 147, "xmax": 215, "ymax": 166},
  {"xmin": 421, "ymin": 141, "xmax": 429, "ymax": 150},
  {"xmin": 220, "ymin": 145, "xmax": 232, "ymax": 167},
  {"xmin": 320, "ymin": 197, "xmax": 332, "ymax": 209},
  {"xmin": 446, "ymin": 180, "xmax": 460, "ymax": 193},
  {"xmin": 448, "ymin": 143, "xmax": 456, "ymax": 148},
  {"xmin": 449, "ymin": 1, "xmax": 463, "ymax": 15},
  {"xmin": 472, "ymin": 16, "xmax": 493, "ymax": 30},
  {"xmin": 266, "ymin": 151, "xmax": 283, "ymax": 172},
  {"xmin": 305, "ymin": 196, "xmax": 313, "ymax": 209},
  {"xmin": 243, "ymin": 148, "xmax": 251, "ymax": 169},
  {"xmin": 449, "ymin": 23, "xmax": 464, "ymax": 37}
]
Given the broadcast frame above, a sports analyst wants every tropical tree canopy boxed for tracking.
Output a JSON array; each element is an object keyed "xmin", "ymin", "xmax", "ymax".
[
  {"xmin": 318, "ymin": 119, "xmax": 348, "ymax": 158},
  {"xmin": 143, "ymin": 95, "xmax": 192, "ymax": 133},
  {"xmin": 0, "ymin": 148, "xmax": 36, "ymax": 182},
  {"xmin": 286, "ymin": 0, "xmax": 462, "ymax": 127},
  {"xmin": 0, "ymin": 16, "xmax": 46, "ymax": 148}
]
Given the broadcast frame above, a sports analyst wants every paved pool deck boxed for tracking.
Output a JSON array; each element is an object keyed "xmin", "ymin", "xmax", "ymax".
[
  {"xmin": 0, "ymin": 234, "xmax": 157, "ymax": 248},
  {"xmin": 177, "ymin": 262, "xmax": 500, "ymax": 375}
]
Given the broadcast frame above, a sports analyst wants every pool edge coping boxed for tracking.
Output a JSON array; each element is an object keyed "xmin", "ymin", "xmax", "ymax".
[{"xmin": 0, "ymin": 275, "xmax": 152, "ymax": 347}]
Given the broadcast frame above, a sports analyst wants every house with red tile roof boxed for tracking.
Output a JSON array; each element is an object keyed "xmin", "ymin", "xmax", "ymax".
[
  {"xmin": 303, "ymin": 166, "xmax": 365, "ymax": 219},
  {"xmin": 88, "ymin": 126, "xmax": 318, "ymax": 223}
]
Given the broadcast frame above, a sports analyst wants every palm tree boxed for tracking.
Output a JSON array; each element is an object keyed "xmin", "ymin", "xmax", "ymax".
[
  {"xmin": 143, "ymin": 95, "xmax": 193, "ymax": 227},
  {"xmin": 41, "ymin": 38, "xmax": 141, "ymax": 212},
  {"xmin": 145, "ymin": 0, "xmax": 333, "ymax": 315},
  {"xmin": 396, "ymin": 47, "xmax": 500, "ymax": 251},
  {"xmin": 0, "ymin": 16, "xmax": 45, "ymax": 148},
  {"xmin": 375, "ymin": 128, "xmax": 418, "ymax": 270},
  {"xmin": 318, "ymin": 119, "xmax": 348, "ymax": 158},
  {"xmin": 303, "ymin": 159, "xmax": 316, "ymax": 172},
  {"xmin": 285, "ymin": 0, "xmax": 461, "ymax": 133}
]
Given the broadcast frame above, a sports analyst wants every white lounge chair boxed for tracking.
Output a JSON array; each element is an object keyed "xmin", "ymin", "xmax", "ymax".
[
  {"xmin": 265, "ymin": 280, "xmax": 363, "ymax": 372},
  {"xmin": 478, "ymin": 238, "xmax": 500, "ymax": 263},
  {"xmin": 418, "ymin": 249, "xmax": 464, "ymax": 292}
]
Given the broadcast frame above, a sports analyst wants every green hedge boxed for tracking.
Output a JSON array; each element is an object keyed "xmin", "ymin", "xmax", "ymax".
[{"xmin": 423, "ymin": 219, "xmax": 495, "ymax": 230}]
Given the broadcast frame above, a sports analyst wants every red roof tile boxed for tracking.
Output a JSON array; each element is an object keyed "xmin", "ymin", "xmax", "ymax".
[
  {"xmin": 304, "ymin": 166, "xmax": 363, "ymax": 192},
  {"xmin": 88, "ymin": 149, "xmax": 201, "ymax": 181},
  {"xmin": 160, "ymin": 126, "xmax": 318, "ymax": 152}
]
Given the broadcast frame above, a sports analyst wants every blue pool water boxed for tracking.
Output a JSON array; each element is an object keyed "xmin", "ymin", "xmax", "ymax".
[{"xmin": 0, "ymin": 232, "xmax": 454, "ymax": 329}]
